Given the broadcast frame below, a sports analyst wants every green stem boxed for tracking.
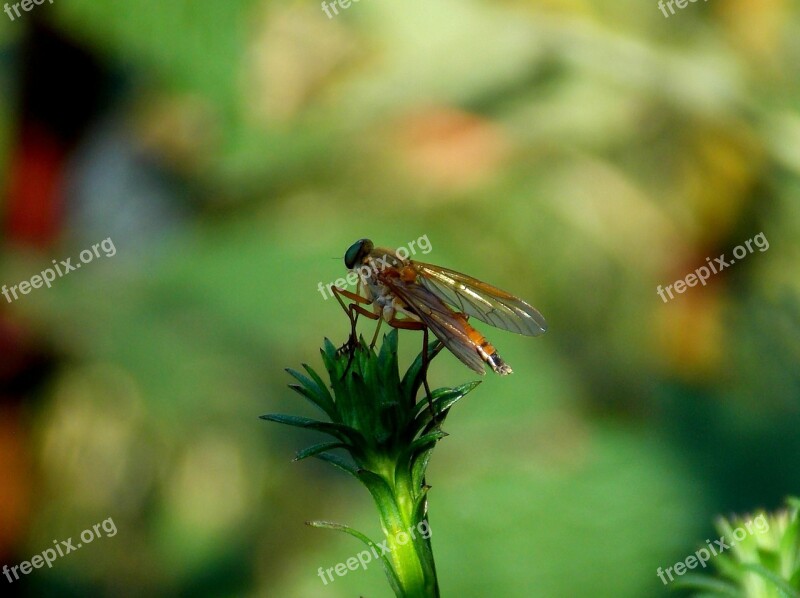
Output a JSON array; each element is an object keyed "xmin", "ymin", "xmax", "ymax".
[{"xmin": 369, "ymin": 462, "xmax": 439, "ymax": 597}]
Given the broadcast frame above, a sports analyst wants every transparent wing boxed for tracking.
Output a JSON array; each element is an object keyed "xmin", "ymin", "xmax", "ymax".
[
  {"xmin": 382, "ymin": 276, "xmax": 487, "ymax": 375},
  {"xmin": 410, "ymin": 262, "xmax": 548, "ymax": 336}
]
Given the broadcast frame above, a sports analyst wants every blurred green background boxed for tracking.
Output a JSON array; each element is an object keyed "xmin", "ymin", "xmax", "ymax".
[{"xmin": 0, "ymin": 0, "xmax": 798, "ymax": 596}]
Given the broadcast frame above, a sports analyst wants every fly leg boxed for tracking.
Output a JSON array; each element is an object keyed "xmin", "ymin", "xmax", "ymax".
[
  {"xmin": 331, "ymin": 287, "xmax": 440, "ymax": 420},
  {"xmin": 332, "ymin": 285, "xmax": 373, "ymax": 351},
  {"xmin": 331, "ymin": 285, "xmax": 380, "ymax": 376}
]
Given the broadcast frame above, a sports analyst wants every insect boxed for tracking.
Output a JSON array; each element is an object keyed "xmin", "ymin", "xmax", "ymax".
[{"xmin": 332, "ymin": 239, "xmax": 547, "ymax": 381}]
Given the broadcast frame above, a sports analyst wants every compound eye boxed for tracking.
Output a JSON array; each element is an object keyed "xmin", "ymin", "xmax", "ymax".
[{"xmin": 344, "ymin": 239, "xmax": 372, "ymax": 269}]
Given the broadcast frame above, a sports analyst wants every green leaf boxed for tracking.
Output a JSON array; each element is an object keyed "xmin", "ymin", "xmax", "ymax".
[
  {"xmin": 313, "ymin": 452, "xmax": 360, "ymax": 478},
  {"xmin": 355, "ymin": 469, "xmax": 410, "ymax": 535},
  {"xmin": 303, "ymin": 362, "xmax": 334, "ymax": 401},
  {"xmin": 305, "ymin": 521, "xmax": 404, "ymax": 595},
  {"xmin": 339, "ymin": 369, "xmax": 375, "ymax": 432},
  {"xmin": 411, "ymin": 381, "xmax": 481, "ymax": 438},
  {"xmin": 408, "ymin": 430, "xmax": 448, "ymax": 457},
  {"xmin": 739, "ymin": 563, "xmax": 800, "ymax": 597},
  {"xmin": 713, "ymin": 554, "xmax": 741, "ymax": 581},
  {"xmin": 259, "ymin": 414, "xmax": 365, "ymax": 446},
  {"xmin": 672, "ymin": 573, "xmax": 743, "ymax": 596},
  {"xmin": 757, "ymin": 546, "xmax": 782, "ymax": 574},
  {"xmin": 377, "ymin": 329, "xmax": 401, "ymax": 386},
  {"xmin": 411, "ymin": 448, "xmax": 433, "ymax": 495},
  {"xmin": 286, "ymin": 381, "xmax": 335, "ymax": 420},
  {"xmin": 320, "ymin": 338, "xmax": 341, "ymax": 378},
  {"xmin": 285, "ymin": 366, "xmax": 337, "ymax": 419},
  {"xmin": 789, "ymin": 569, "xmax": 800, "ymax": 589},
  {"xmin": 294, "ymin": 442, "xmax": 347, "ymax": 461},
  {"xmin": 411, "ymin": 486, "xmax": 430, "ymax": 529},
  {"xmin": 779, "ymin": 508, "xmax": 799, "ymax": 567},
  {"xmin": 397, "ymin": 431, "xmax": 448, "ymax": 485},
  {"xmin": 356, "ymin": 468, "xmax": 397, "ymax": 502},
  {"xmin": 413, "ymin": 380, "xmax": 481, "ymax": 417},
  {"xmin": 400, "ymin": 338, "xmax": 444, "ymax": 407}
]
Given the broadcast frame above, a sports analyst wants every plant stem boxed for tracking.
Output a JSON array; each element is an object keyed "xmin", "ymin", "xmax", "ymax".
[{"xmin": 367, "ymin": 464, "xmax": 438, "ymax": 598}]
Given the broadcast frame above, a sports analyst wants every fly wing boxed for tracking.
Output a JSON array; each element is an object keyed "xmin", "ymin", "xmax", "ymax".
[
  {"xmin": 381, "ymin": 276, "xmax": 487, "ymax": 375},
  {"xmin": 411, "ymin": 262, "xmax": 548, "ymax": 336}
]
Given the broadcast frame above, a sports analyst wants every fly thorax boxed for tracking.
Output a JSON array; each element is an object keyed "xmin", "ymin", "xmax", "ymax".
[{"xmin": 369, "ymin": 280, "xmax": 392, "ymax": 309}]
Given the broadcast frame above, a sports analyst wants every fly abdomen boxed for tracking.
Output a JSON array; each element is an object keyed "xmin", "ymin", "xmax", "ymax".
[{"xmin": 476, "ymin": 339, "xmax": 513, "ymax": 375}]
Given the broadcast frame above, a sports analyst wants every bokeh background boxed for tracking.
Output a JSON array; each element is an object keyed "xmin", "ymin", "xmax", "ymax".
[{"xmin": 0, "ymin": 1, "xmax": 798, "ymax": 596}]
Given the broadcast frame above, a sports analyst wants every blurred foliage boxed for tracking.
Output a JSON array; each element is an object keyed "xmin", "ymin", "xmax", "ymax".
[{"xmin": 676, "ymin": 497, "xmax": 800, "ymax": 597}]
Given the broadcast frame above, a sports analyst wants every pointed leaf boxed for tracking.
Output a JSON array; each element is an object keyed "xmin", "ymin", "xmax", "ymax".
[
  {"xmin": 411, "ymin": 381, "xmax": 481, "ymax": 438},
  {"xmin": 306, "ymin": 521, "xmax": 403, "ymax": 595},
  {"xmin": 313, "ymin": 451, "xmax": 360, "ymax": 478},
  {"xmin": 303, "ymin": 362, "xmax": 334, "ymax": 401},
  {"xmin": 713, "ymin": 554, "xmax": 741, "ymax": 582},
  {"xmin": 779, "ymin": 508, "xmax": 799, "ymax": 563},
  {"xmin": 320, "ymin": 338, "xmax": 341, "ymax": 379},
  {"xmin": 294, "ymin": 442, "xmax": 347, "ymax": 461},
  {"xmin": 400, "ymin": 339, "xmax": 444, "ymax": 405},
  {"xmin": 412, "ymin": 485, "xmax": 430, "ymax": 527},
  {"xmin": 672, "ymin": 574, "xmax": 743, "ymax": 596},
  {"xmin": 377, "ymin": 330, "xmax": 400, "ymax": 390},
  {"xmin": 259, "ymin": 414, "xmax": 365, "ymax": 446},
  {"xmin": 789, "ymin": 569, "xmax": 800, "ymax": 589},
  {"xmin": 739, "ymin": 563, "xmax": 800, "ymax": 597},
  {"xmin": 412, "ymin": 448, "xmax": 433, "ymax": 495},
  {"xmin": 356, "ymin": 468, "xmax": 396, "ymax": 502},
  {"xmin": 396, "ymin": 430, "xmax": 447, "ymax": 484},
  {"xmin": 286, "ymin": 367, "xmax": 336, "ymax": 419},
  {"xmin": 414, "ymin": 380, "xmax": 481, "ymax": 416},
  {"xmin": 408, "ymin": 430, "xmax": 448, "ymax": 456},
  {"xmin": 286, "ymin": 382, "xmax": 335, "ymax": 420}
]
